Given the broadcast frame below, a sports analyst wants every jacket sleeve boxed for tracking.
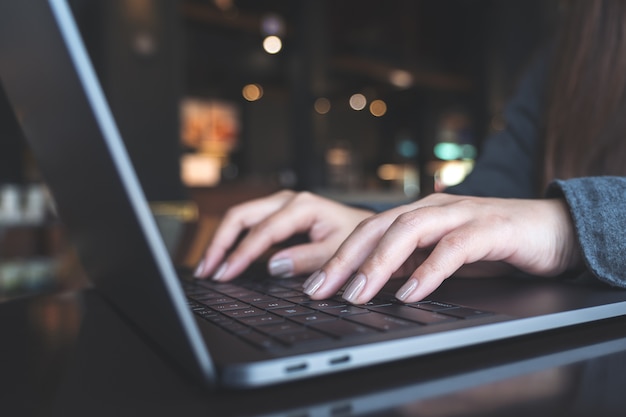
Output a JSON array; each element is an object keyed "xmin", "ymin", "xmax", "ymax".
[
  {"xmin": 547, "ymin": 177, "xmax": 626, "ymax": 288},
  {"xmin": 446, "ymin": 50, "xmax": 551, "ymax": 198}
]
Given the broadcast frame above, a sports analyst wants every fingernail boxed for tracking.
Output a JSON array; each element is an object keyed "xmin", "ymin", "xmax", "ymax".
[
  {"xmin": 343, "ymin": 273, "xmax": 367, "ymax": 304},
  {"xmin": 194, "ymin": 260, "xmax": 206, "ymax": 277},
  {"xmin": 303, "ymin": 271, "xmax": 325, "ymax": 296},
  {"xmin": 269, "ymin": 257, "xmax": 294, "ymax": 278},
  {"xmin": 302, "ymin": 270, "xmax": 319, "ymax": 289},
  {"xmin": 212, "ymin": 262, "xmax": 228, "ymax": 281},
  {"xmin": 395, "ymin": 278, "xmax": 418, "ymax": 302}
]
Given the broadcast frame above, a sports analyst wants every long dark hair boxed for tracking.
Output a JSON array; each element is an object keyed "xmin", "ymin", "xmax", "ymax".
[{"xmin": 542, "ymin": 0, "xmax": 626, "ymax": 187}]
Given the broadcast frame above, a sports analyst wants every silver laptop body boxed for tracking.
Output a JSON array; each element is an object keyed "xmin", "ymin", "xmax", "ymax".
[{"xmin": 1, "ymin": 0, "xmax": 626, "ymax": 389}]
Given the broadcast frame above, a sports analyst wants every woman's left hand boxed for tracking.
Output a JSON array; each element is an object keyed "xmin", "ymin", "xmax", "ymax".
[{"xmin": 303, "ymin": 193, "xmax": 583, "ymax": 304}]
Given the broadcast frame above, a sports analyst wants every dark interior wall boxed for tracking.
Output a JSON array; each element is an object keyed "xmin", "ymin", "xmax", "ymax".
[
  {"xmin": 0, "ymin": 82, "xmax": 25, "ymax": 184},
  {"xmin": 71, "ymin": 0, "xmax": 186, "ymax": 202}
]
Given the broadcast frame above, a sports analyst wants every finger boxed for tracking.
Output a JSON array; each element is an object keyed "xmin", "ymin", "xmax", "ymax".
[
  {"xmin": 396, "ymin": 224, "xmax": 499, "ymax": 303},
  {"xmin": 339, "ymin": 205, "xmax": 468, "ymax": 304},
  {"xmin": 304, "ymin": 209, "xmax": 403, "ymax": 300},
  {"xmin": 268, "ymin": 241, "xmax": 336, "ymax": 278},
  {"xmin": 196, "ymin": 191, "xmax": 293, "ymax": 277},
  {"xmin": 214, "ymin": 194, "xmax": 323, "ymax": 281}
]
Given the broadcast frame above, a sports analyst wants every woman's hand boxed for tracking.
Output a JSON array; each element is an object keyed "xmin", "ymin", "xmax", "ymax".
[
  {"xmin": 194, "ymin": 190, "xmax": 374, "ymax": 282},
  {"xmin": 302, "ymin": 193, "xmax": 583, "ymax": 304}
]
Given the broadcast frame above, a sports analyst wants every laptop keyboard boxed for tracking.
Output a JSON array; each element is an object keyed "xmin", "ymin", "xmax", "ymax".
[{"xmin": 184, "ymin": 276, "xmax": 493, "ymax": 351}]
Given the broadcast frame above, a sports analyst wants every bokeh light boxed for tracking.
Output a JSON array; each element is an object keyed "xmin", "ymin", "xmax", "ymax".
[
  {"xmin": 263, "ymin": 35, "xmax": 282, "ymax": 54},
  {"xmin": 242, "ymin": 84, "xmax": 263, "ymax": 101},
  {"xmin": 314, "ymin": 97, "xmax": 331, "ymax": 114},
  {"xmin": 369, "ymin": 99, "xmax": 387, "ymax": 117},
  {"xmin": 349, "ymin": 93, "xmax": 367, "ymax": 111}
]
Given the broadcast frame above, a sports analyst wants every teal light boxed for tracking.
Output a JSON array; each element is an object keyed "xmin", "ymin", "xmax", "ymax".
[
  {"xmin": 434, "ymin": 143, "xmax": 477, "ymax": 161},
  {"xmin": 397, "ymin": 139, "xmax": 418, "ymax": 158},
  {"xmin": 433, "ymin": 142, "xmax": 461, "ymax": 160}
]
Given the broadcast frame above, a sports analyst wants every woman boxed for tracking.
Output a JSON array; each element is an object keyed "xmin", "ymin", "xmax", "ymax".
[{"xmin": 194, "ymin": 0, "xmax": 626, "ymax": 304}]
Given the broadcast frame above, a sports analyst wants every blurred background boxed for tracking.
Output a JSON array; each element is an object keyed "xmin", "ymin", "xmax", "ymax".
[{"xmin": 0, "ymin": 0, "xmax": 558, "ymax": 299}]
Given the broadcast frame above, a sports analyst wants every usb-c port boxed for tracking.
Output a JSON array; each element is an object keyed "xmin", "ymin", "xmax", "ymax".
[
  {"xmin": 329, "ymin": 355, "xmax": 350, "ymax": 365},
  {"xmin": 286, "ymin": 363, "xmax": 308, "ymax": 373}
]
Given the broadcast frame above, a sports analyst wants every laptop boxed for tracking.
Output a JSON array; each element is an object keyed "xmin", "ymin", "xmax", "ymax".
[{"xmin": 2, "ymin": 0, "xmax": 626, "ymax": 390}]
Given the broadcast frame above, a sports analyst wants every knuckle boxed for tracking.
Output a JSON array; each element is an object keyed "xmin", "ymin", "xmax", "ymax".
[
  {"xmin": 354, "ymin": 211, "xmax": 391, "ymax": 234},
  {"xmin": 221, "ymin": 205, "xmax": 244, "ymax": 225},
  {"xmin": 439, "ymin": 233, "xmax": 469, "ymax": 254},
  {"xmin": 394, "ymin": 211, "xmax": 424, "ymax": 230},
  {"xmin": 365, "ymin": 252, "xmax": 388, "ymax": 271},
  {"xmin": 247, "ymin": 220, "xmax": 274, "ymax": 242},
  {"xmin": 419, "ymin": 255, "xmax": 452, "ymax": 281},
  {"xmin": 450, "ymin": 196, "xmax": 483, "ymax": 213},
  {"xmin": 326, "ymin": 250, "xmax": 353, "ymax": 271},
  {"xmin": 354, "ymin": 215, "xmax": 378, "ymax": 233},
  {"xmin": 290, "ymin": 191, "xmax": 316, "ymax": 206},
  {"xmin": 276, "ymin": 189, "xmax": 295, "ymax": 199}
]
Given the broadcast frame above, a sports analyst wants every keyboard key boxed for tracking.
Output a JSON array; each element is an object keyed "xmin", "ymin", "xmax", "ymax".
[
  {"xmin": 238, "ymin": 313, "xmax": 284, "ymax": 326},
  {"xmin": 269, "ymin": 290, "xmax": 302, "ymax": 298},
  {"xmin": 251, "ymin": 300, "xmax": 295, "ymax": 310},
  {"xmin": 277, "ymin": 280, "xmax": 308, "ymax": 289},
  {"xmin": 212, "ymin": 301, "xmax": 251, "ymax": 311},
  {"xmin": 193, "ymin": 309, "xmax": 218, "ymax": 320},
  {"xmin": 370, "ymin": 305, "xmax": 455, "ymax": 325},
  {"xmin": 362, "ymin": 298, "xmax": 393, "ymax": 308},
  {"xmin": 258, "ymin": 322, "xmax": 304, "ymax": 335},
  {"xmin": 238, "ymin": 294, "xmax": 275, "ymax": 303},
  {"xmin": 303, "ymin": 300, "xmax": 347, "ymax": 310},
  {"xmin": 413, "ymin": 301, "xmax": 458, "ymax": 312},
  {"xmin": 438, "ymin": 307, "xmax": 493, "ymax": 319},
  {"xmin": 271, "ymin": 306, "xmax": 316, "ymax": 317},
  {"xmin": 203, "ymin": 297, "xmax": 238, "ymax": 306},
  {"xmin": 324, "ymin": 305, "xmax": 370, "ymax": 317},
  {"xmin": 239, "ymin": 331, "xmax": 280, "ymax": 349},
  {"xmin": 222, "ymin": 307, "xmax": 267, "ymax": 318},
  {"xmin": 284, "ymin": 295, "xmax": 312, "ymax": 304},
  {"xmin": 186, "ymin": 288, "xmax": 216, "ymax": 297},
  {"xmin": 288, "ymin": 312, "xmax": 336, "ymax": 325},
  {"xmin": 346, "ymin": 312, "xmax": 416, "ymax": 331},
  {"xmin": 312, "ymin": 320, "xmax": 377, "ymax": 338}
]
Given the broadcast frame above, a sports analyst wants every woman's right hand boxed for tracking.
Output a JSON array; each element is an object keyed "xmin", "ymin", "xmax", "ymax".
[{"xmin": 194, "ymin": 190, "xmax": 374, "ymax": 282}]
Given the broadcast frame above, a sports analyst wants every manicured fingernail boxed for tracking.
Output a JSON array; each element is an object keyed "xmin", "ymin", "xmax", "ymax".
[
  {"xmin": 303, "ymin": 271, "xmax": 325, "ymax": 296},
  {"xmin": 269, "ymin": 257, "xmax": 294, "ymax": 278},
  {"xmin": 212, "ymin": 262, "xmax": 228, "ymax": 281},
  {"xmin": 194, "ymin": 260, "xmax": 206, "ymax": 277},
  {"xmin": 343, "ymin": 273, "xmax": 367, "ymax": 304},
  {"xmin": 302, "ymin": 270, "xmax": 319, "ymax": 289},
  {"xmin": 395, "ymin": 278, "xmax": 418, "ymax": 302}
]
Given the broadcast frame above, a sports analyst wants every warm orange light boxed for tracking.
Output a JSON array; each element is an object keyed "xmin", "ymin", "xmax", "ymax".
[
  {"xmin": 242, "ymin": 84, "xmax": 263, "ymax": 101},
  {"xmin": 369, "ymin": 99, "xmax": 387, "ymax": 117}
]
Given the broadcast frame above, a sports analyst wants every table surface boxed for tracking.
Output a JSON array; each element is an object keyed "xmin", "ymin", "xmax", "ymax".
[{"xmin": 3, "ymin": 287, "xmax": 626, "ymax": 417}]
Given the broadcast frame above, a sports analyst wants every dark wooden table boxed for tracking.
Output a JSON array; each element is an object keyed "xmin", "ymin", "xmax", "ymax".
[{"xmin": 3, "ymin": 286, "xmax": 626, "ymax": 417}]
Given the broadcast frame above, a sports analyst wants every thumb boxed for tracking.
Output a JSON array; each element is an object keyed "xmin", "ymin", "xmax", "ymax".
[{"xmin": 268, "ymin": 243, "xmax": 335, "ymax": 278}]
